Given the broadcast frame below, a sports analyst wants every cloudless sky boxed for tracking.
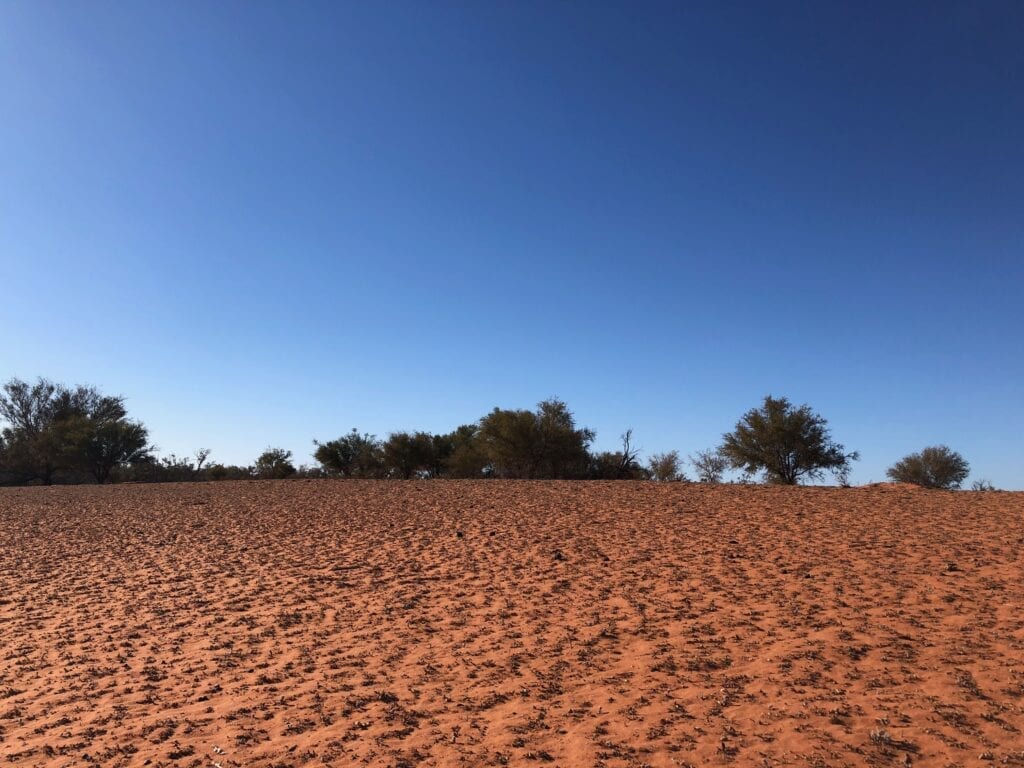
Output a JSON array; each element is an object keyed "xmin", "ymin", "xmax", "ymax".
[{"xmin": 1, "ymin": 1, "xmax": 1021, "ymax": 487}]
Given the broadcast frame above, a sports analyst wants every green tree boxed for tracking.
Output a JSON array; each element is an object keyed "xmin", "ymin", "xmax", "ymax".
[
  {"xmin": 0, "ymin": 377, "xmax": 150, "ymax": 484},
  {"xmin": 427, "ymin": 432, "xmax": 455, "ymax": 477},
  {"xmin": 254, "ymin": 447, "xmax": 296, "ymax": 479},
  {"xmin": 535, "ymin": 399, "xmax": 595, "ymax": 478},
  {"xmin": 648, "ymin": 450, "xmax": 685, "ymax": 482},
  {"xmin": 439, "ymin": 424, "xmax": 488, "ymax": 478},
  {"xmin": 477, "ymin": 398, "xmax": 594, "ymax": 479},
  {"xmin": 720, "ymin": 395, "xmax": 858, "ymax": 485},
  {"xmin": 886, "ymin": 445, "xmax": 969, "ymax": 489},
  {"xmin": 83, "ymin": 419, "xmax": 151, "ymax": 483},
  {"xmin": 382, "ymin": 431, "xmax": 436, "ymax": 479},
  {"xmin": 0, "ymin": 377, "xmax": 66, "ymax": 483},
  {"xmin": 690, "ymin": 448, "xmax": 728, "ymax": 483},
  {"xmin": 589, "ymin": 430, "xmax": 646, "ymax": 479},
  {"xmin": 0, "ymin": 431, "xmax": 11, "ymax": 485},
  {"xmin": 313, "ymin": 429, "xmax": 384, "ymax": 477},
  {"xmin": 476, "ymin": 407, "xmax": 538, "ymax": 478}
]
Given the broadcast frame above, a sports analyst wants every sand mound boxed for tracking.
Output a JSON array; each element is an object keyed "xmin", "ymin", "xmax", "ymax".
[{"xmin": 1, "ymin": 481, "xmax": 1022, "ymax": 766}]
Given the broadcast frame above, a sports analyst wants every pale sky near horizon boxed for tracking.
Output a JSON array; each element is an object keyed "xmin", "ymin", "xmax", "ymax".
[{"xmin": 1, "ymin": 1, "xmax": 1022, "ymax": 487}]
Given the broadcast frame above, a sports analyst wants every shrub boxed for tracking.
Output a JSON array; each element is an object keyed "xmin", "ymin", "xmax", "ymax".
[
  {"xmin": 886, "ymin": 445, "xmax": 969, "ymax": 489},
  {"xmin": 648, "ymin": 450, "xmax": 684, "ymax": 482},
  {"xmin": 254, "ymin": 447, "xmax": 296, "ymax": 479},
  {"xmin": 690, "ymin": 448, "xmax": 728, "ymax": 483},
  {"xmin": 313, "ymin": 429, "xmax": 384, "ymax": 477}
]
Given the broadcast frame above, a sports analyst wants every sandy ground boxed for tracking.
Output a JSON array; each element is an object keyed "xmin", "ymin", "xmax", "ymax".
[{"xmin": 1, "ymin": 481, "xmax": 1022, "ymax": 768}]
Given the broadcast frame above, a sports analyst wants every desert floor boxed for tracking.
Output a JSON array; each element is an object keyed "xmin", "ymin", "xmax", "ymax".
[{"xmin": 1, "ymin": 481, "xmax": 1022, "ymax": 767}]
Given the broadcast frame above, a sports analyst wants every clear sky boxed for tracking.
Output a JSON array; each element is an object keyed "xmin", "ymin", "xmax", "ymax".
[{"xmin": 2, "ymin": 1, "xmax": 1021, "ymax": 487}]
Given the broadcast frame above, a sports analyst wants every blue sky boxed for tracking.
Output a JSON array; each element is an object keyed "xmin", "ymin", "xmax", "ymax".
[{"xmin": 1, "ymin": 1, "xmax": 1021, "ymax": 486}]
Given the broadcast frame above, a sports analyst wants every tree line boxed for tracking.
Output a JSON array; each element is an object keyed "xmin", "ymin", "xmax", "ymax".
[{"xmin": 0, "ymin": 377, "xmax": 991, "ymax": 490}]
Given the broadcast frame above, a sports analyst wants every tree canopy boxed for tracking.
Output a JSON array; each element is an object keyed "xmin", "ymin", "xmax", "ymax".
[
  {"xmin": 589, "ymin": 430, "xmax": 646, "ymax": 480},
  {"xmin": 886, "ymin": 445, "xmax": 969, "ymax": 489},
  {"xmin": 477, "ymin": 398, "xmax": 594, "ymax": 479},
  {"xmin": 382, "ymin": 431, "xmax": 437, "ymax": 479},
  {"xmin": 313, "ymin": 429, "xmax": 385, "ymax": 478},
  {"xmin": 690, "ymin": 448, "xmax": 727, "ymax": 483},
  {"xmin": 0, "ymin": 377, "xmax": 151, "ymax": 484},
  {"xmin": 254, "ymin": 447, "xmax": 297, "ymax": 479},
  {"xmin": 4, "ymin": 375, "xmax": 993, "ymax": 489},
  {"xmin": 719, "ymin": 395, "xmax": 858, "ymax": 485},
  {"xmin": 647, "ymin": 450, "xmax": 684, "ymax": 482}
]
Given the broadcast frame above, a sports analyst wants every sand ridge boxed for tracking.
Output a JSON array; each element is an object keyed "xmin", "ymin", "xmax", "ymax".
[{"xmin": 1, "ymin": 480, "xmax": 1022, "ymax": 767}]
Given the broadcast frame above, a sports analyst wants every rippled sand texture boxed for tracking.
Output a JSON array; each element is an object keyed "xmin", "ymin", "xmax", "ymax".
[{"xmin": 1, "ymin": 481, "xmax": 1023, "ymax": 767}]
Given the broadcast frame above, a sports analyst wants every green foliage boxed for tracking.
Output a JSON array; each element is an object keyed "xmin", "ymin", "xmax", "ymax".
[
  {"xmin": 23, "ymin": 377, "xmax": 1001, "ymax": 492},
  {"xmin": 314, "ymin": 429, "xmax": 385, "ymax": 477},
  {"xmin": 83, "ymin": 419, "xmax": 151, "ymax": 483},
  {"xmin": 0, "ymin": 377, "xmax": 69, "ymax": 483},
  {"xmin": 206, "ymin": 462, "xmax": 254, "ymax": 481},
  {"xmin": 0, "ymin": 377, "xmax": 151, "ymax": 484},
  {"xmin": 589, "ymin": 451, "xmax": 647, "ymax": 479},
  {"xmin": 121, "ymin": 449, "xmax": 220, "ymax": 483},
  {"xmin": 438, "ymin": 424, "xmax": 489, "ymax": 478},
  {"xmin": 720, "ymin": 396, "xmax": 858, "ymax": 485},
  {"xmin": 589, "ymin": 430, "xmax": 646, "ymax": 479},
  {"xmin": 648, "ymin": 450, "xmax": 685, "ymax": 482},
  {"xmin": 476, "ymin": 407, "xmax": 540, "ymax": 478},
  {"xmin": 382, "ymin": 431, "xmax": 437, "ymax": 478},
  {"xmin": 477, "ymin": 398, "xmax": 594, "ymax": 479},
  {"xmin": 254, "ymin": 447, "xmax": 296, "ymax": 479},
  {"xmin": 690, "ymin": 448, "xmax": 728, "ymax": 483},
  {"xmin": 886, "ymin": 445, "xmax": 969, "ymax": 489}
]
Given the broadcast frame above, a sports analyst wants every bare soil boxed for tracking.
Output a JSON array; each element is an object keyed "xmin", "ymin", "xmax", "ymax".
[{"xmin": 1, "ymin": 480, "xmax": 1022, "ymax": 767}]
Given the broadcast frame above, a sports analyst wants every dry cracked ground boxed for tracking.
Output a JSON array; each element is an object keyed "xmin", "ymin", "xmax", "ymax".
[{"xmin": 1, "ymin": 481, "xmax": 1023, "ymax": 767}]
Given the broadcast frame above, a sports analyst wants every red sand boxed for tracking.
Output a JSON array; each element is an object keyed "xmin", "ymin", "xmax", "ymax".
[{"xmin": 1, "ymin": 480, "xmax": 1022, "ymax": 767}]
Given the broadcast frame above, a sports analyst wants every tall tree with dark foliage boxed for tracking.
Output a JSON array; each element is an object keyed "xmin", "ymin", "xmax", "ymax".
[{"xmin": 720, "ymin": 395, "xmax": 858, "ymax": 485}]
